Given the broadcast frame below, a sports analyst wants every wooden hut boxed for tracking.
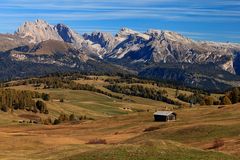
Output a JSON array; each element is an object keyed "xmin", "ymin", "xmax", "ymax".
[{"xmin": 154, "ymin": 111, "xmax": 176, "ymax": 122}]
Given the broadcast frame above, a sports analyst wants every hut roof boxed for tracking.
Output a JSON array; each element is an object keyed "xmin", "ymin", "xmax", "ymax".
[{"xmin": 154, "ymin": 111, "xmax": 176, "ymax": 116}]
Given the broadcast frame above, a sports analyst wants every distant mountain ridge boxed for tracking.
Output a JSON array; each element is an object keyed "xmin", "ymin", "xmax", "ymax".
[{"xmin": 1, "ymin": 19, "xmax": 240, "ymax": 91}]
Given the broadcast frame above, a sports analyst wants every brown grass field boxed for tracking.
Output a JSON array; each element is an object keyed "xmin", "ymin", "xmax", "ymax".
[
  {"xmin": 0, "ymin": 105, "xmax": 240, "ymax": 159},
  {"xmin": 0, "ymin": 76, "xmax": 238, "ymax": 160}
]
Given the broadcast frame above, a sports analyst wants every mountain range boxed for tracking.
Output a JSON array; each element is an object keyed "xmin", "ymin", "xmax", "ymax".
[{"xmin": 1, "ymin": 19, "xmax": 240, "ymax": 92}]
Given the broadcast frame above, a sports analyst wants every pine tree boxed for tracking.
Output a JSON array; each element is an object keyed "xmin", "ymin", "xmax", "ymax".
[
  {"xmin": 230, "ymin": 88, "xmax": 240, "ymax": 104},
  {"xmin": 175, "ymin": 88, "xmax": 179, "ymax": 98},
  {"xmin": 204, "ymin": 96, "xmax": 215, "ymax": 105},
  {"xmin": 221, "ymin": 96, "xmax": 232, "ymax": 105}
]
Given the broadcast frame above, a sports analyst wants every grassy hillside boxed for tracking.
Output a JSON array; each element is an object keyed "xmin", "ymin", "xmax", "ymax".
[
  {"xmin": 8, "ymin": 84, "xmax": 172, "ymax": 119},
  {"xmin": 68, "ymin": 140, "xmax": 237, "ymax": 160},
  {"xmin": 0, "ymin": 105, "xmax": 240, "ymax": 159},
  {"xmin": 0, "ymin": 75, "xmax": 238, "ymax": 160}
]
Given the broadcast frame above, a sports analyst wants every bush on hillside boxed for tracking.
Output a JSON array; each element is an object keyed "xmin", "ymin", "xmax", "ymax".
[
  {"xmin": 143, "ymin": 126, "xmax": 160, "ymax": 132},
  {"xmin": 36, "ymin": 100, "xmax": 48, "ymax": 114},
  {"xmin": 204, "ymin": 96, "xmax": 215, "ymax": 105},
  {"xmin": 69, "ymin": 114, "xmax": 76, "ymax": 121},
  {"xmin": 53, "ymin": 119, "xmax": 61, "ymax": 125},
  {"xmin": 86, "ymin": 139, "xmax": 107, "ymax": 144},
  {"xmin": 60, "ymin": 98, "xmax": 64, "ymax": 102},
  {"xmin": 42, "ymin": 93, "xmax": 50, "ymax": 101},
  {"xmin": 210, "ymin": 138, "xmax": 224, "ymax": 149},
  {"xmin": 220, "ymin": 96, "xmax": 232, "ymax": 105}
]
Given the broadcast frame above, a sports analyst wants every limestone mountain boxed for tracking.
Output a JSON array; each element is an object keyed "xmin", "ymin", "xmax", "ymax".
[
  {"xmin": 16, "ymin": 19, "xmax": 62, "ymax": 43},
  {"xmin": 1, "ymin": 19, "xmax": 240, "ymax": 91},
  {"xmin": 85, "ymin": 29, "xmax": 240, "ymax": 74}
]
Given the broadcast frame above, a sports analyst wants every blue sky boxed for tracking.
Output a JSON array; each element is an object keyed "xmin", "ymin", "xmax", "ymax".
[{"xmin": 0, "ymin": 0, "xmax": 240, "ymax": 43}]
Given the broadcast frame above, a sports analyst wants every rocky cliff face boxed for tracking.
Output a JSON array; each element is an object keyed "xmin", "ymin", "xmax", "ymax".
[
  {"xmin": 14, "ymin": 20, "xmax": 240, "ymax": 75},
  {"xmin": 83, "ymin": 32, "xmax": 116, "ymax": 50},
  {"xmin": 16, "ymin": 19, "xmax": 62, "ymax": 43},
  {"xmin": 54, "ymin": 23, "xmax": 86, "ymax": 48},
  {"xmin": 84, "ymin": 28, "xmax": 239, "ymax": 74},
  {"xmin": 16, "ymin": 19, "xmax": 86, "ymax": 48}
]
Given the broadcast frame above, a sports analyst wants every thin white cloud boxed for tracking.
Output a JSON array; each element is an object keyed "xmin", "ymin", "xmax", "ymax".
[
  {"xmin": 0, "ymin": 0, "xmax": 239, "ymax": 22},
  {"xmin": 0, "ymin": 7, "xmax": 239, "ymax": 23},
  {"xmin": 0, "ymin": 0, "xmax": 239, "ymax": 42}
]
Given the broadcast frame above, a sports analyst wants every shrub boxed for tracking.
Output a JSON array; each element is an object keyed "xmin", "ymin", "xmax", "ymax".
[
  {"xmin": 36, "ymin": 100, "xmax": 48, "ymax": 113},
  {"xmin": 86, "ymin": 139, "xmax": 107, "ymax": 144},
  {"xmin": 32, "ymin": 106, "xmax": 38, "ymax": 113},
  {"xmin": 210, "ymin": 138, "xmax": 224, "ymax": 149},
  {"xmin": 220, "ymin": 96, "xmax": 232, "ymax": 105},
  {"xmin": 1, "ymin": 105, "xmax": 8, "ymax": 112},
  {"xmin": 213, "ymin": 101, "xmax": 220, "ymax": 105},
  {"xmin": 53, "ymin": 119, "xmax": 61, "ymax": 125},
  {"xmin": 143, "ymin": 126, "xmax": 160, "ymax": 132},
  {"xmin": 204, "ymin": 96, "xmax": 215, "ymax": 105},
  {"xmin": 69, "ymin": 114, "xmax": 76, "ymax": 121},
  {"xmin": 44, "ymin": 109, "xmax": 49, "ymax": 114},
  {"xmin": 230, "ymin": 87, "xmax": 240, "ymax": 104},
  {"xmin": 58, "ymin": 114, "xmax": 69, "ymax": 122},
  {"xmin": 42, "ymin": 93, "xmax": 50, "ymax": 101},
  {"xmin": 43, "ymin": 117, "xmax": 52, "ymax": 125}
]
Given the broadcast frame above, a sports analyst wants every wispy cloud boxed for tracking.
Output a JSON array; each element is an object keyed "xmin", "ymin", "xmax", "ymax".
[
  {"xmin": 0, "ymin": 0, "xmax": 240, "ymax": 22},
  {"xmin": 0, "ymin": 0, "xmax": 239, "ymax": 42}
]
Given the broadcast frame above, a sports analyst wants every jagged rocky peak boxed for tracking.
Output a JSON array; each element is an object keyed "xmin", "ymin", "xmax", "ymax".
[
  {"xmin": 54, "ymin": 23, "xmax": 84, "ymax": 46},
  {"xmin": 54, "ymin": 24, "xmax": 73, "ymax": 43},
  {"xmin": 146, "ymin": 29, "xmax": 163, "ymax": 36},
  {"xmin": 83, "ymin": 31, "xmax": 115, "ymax": 49},
  {"xmin": 84, "ymin": 31, "xmax": 114, "ymax": 41},
  {"xmin": 146, "ymin": 29, "xmax": 192, "ymax": 43},
  {"xmin": 117, "ymin": 28, "xmax": 138, "ymax": 36},
  {"xmin": 116, "ymin": 28, "xmax": 150, "ymax": 40},
  {"xmin": 163, "ymin": 31, "xmax": 192, "ymax": 43},
  {"xmin": 15, "ymin": 19, "xmax": 85, "ymax": 48},
  {"xmin": 16, "ymin": 19, "xmax": 62, "ymax": 43}
]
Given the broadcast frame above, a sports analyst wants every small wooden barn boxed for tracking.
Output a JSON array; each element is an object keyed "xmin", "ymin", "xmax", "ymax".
[{"xmin": 154, "ymin": 111, "xmax": 177, "ymax": 122}]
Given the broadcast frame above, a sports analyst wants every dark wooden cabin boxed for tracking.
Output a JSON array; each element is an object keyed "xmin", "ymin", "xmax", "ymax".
[{"xmin": 154, "ymin": 111, "xmax": 176, "ymax": 122}]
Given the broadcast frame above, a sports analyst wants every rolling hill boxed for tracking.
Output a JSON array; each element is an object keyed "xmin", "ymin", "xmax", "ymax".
[{"xmin": 0, "ymin": 75, "xmax": 239, "ymax": 160}]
